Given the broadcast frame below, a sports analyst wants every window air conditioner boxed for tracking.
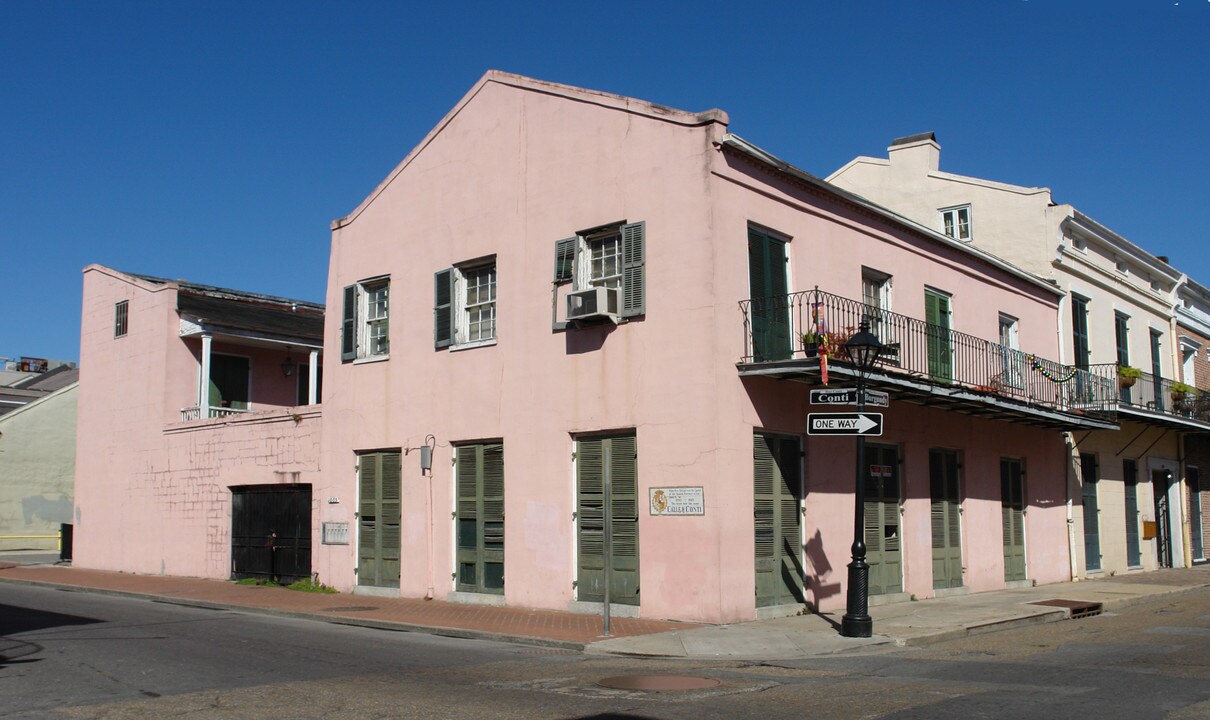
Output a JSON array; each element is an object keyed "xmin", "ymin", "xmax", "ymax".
[{"xmin": 566, "ymin": 286, "xmax": 619, "ymax": 323}]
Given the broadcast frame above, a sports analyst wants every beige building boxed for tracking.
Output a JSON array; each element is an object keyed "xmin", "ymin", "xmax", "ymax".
[
  {"xmin": 830, "ymin": 134, "xmax": 1207, "ymax": 578},
  {"xmin": 1175, "ymin": 277, "xmax": 1210, "ymax": 563},
  {"xmin": 0, "ymin": 380, "xmax": 77, "ymax": 552}
]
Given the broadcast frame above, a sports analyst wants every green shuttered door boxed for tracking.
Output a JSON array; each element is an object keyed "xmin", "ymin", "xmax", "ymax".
[
  {"xmin": 925, "ymin": 290, "xmax": 953, "ymax": 383},
  {"xmin": 748, "ymin": 229, "xmax": 790, "ymax": 362},
  {"xmin": 754, "ymin": 433, "xmax": 805, "ymax": 607},
  {"xmin": 577, "ymin": 435, "xmax": 639, "ymax": 605},
  {"xmin": 1001, "ymin": 458, "xmax": 1026, "ymax": 582},
  {"xmin": 865, "ymin": 445, "xmax": 902, "ymax": 596},
  {"xmin": 456, "ymin": 443, "xmax": 505, "ymax": 594},
  {"xmin": 930, "ymin": 449, "xmax": 963, "ymax": 590},
  {"xmin": 358, "ymin": 452, "xmax": 401, "ymax": 588}
]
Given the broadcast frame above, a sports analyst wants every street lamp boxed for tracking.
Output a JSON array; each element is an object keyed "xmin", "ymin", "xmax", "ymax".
[{"xmin": 841, "ymin": 319, "xmax": 885, "ymax": 638}]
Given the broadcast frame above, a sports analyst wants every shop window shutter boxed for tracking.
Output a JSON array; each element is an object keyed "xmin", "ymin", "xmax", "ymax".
[
  {"xmin": 341, "ymin": 285, "xmax": 356, "ymax": 362},
  {"xmin": 620, "ymin": 222, "xmax": 645, "ymax": 317},
  {"xmin": 434, "ymin": 268, "xmax": 454, "ymax": 348}
]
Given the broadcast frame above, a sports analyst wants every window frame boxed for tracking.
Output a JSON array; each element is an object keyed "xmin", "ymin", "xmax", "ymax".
[
  {"xmin": 435, "ymin": 258, "xmax": 498, "ymax": 351},
  {"xmin": 114, "ymin": 300, "xmax": 129, "ymax": 338},
  {"xmin": 341, "ymin": 276, "xmax": 390, "ymax": 363},
  {"xmin": 938, "ymin": 205, "xmax": 972, "ymax": 241},
  {"xmin": 552, "ymin": 221, "xmax": 645, "ymax": 330}
]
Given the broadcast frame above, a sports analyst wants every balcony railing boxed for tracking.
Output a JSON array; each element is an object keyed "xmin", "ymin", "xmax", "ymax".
[
  {"xmin": 1090, "ymin": 364, "xmax": 1210, "ymax": 424},
  {"xmin": 179, "ymin": 406, "xmax": 249, "ymax": 422},
  {"xmin": 739, "ymin": 288, "xmax": 1116, "ymax": 417}
]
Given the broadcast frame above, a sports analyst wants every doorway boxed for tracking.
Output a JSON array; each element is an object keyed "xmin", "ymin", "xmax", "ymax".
[
  {"xmin": 754, "ymin": 433, "xmax": 804, "ymax": 607},
  {"xmin": 864, "ymin": 444, "xmax": 902, "ymax": 596},
  {"xmin": 230, "ymin": 484, "xmax": 312, "ymax": 584},
  {"xmin": 1153, "ymin": 469, "xmax": 1173, "ymax": 568}
]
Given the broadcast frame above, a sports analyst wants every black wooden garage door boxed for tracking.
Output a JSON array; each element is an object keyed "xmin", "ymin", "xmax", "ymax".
[{"xmin": 231, "ymin": 484, "xmax": 312, "ymax": 584}]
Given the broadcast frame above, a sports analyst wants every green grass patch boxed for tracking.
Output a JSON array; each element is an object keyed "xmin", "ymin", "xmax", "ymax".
[{"xmin": 285, "ymin": 577, "xmax": 338, "ymax": 593}]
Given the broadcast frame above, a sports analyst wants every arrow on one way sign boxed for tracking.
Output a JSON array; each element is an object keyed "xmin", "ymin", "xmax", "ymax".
[{"xmin": 807, "ymin": 412, "xmax": 884, "ymax": 436}]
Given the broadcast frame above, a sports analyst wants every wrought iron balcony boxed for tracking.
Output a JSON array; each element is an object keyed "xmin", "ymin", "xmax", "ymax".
[
  {"xmin": 739, "ymin": 288, "xmax": 1117, "ymax": 427},
  {"xmin": 1089, "ymin": 363, "xmax": 1210, "ymax": 427}
]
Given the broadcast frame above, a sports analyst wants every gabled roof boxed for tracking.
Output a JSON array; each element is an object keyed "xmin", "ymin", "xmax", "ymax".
[{"xmin": 332, "ymin": 70, "xmax": 730, "ymax": 229}]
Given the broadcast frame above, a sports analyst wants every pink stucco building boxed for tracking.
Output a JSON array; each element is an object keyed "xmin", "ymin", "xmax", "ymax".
[
  {"xmin": 75, "ymin": 73, "xmax": 1120, "ymax": 625},
  {"xmin": 74, "ymin": 266, "xmax": 323, "ymax": 581},
  {"xmin": 310, "ymin": 72, "xmax": 1112, "ymax": 623}
]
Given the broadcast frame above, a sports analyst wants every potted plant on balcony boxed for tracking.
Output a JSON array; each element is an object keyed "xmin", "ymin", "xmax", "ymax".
[
  {"xmin": 1171, "ymin": 381, "xmax": 1194, "ymax": 405},
  {"xmin": 1118, "ymin": 365, "xmax": 1142, "ymax": 389},
  {"xmin": 800, "ymin": 331, "xmax": 821, "ymax": 357}
]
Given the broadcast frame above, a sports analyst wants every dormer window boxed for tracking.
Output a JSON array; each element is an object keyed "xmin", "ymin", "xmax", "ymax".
[{"xmin": 939, "ymin": 205, "xmax": 972, "ymax": 241}]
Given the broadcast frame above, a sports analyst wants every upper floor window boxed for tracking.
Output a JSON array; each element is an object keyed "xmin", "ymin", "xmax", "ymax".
[
  {"xmin": 939, "ymin": 205, "xmax": 971, "ymax": 241},
  {"xmin": 861, "ymin": 267, "xmax": 894, "ymax": 347},
  {"xmin": 1071, "ymin": 294, "xmax": 1090, "ymax": 371},
  {"xmin": 341, "ymin": 277, "xmax": 389, "ymax": 362},
  {"xmin": 435, "ymin": 259, "xmax": 497, "ymax": 349},
  {"xmin": 552, "ymin": 221, "xmax": 645, "ymax": 327},
  {"xmin": 114, "ymin": 300, "xmax": 129, "ymax": 338}
]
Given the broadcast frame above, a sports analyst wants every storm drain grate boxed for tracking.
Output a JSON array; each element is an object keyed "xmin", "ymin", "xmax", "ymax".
[
  {"xmin": 597, "ymin": 675, "xmax": 722, "ymax": 692},
  {"xmin": 1029, "ymin": 599, "xmax": 1104, "ymax": 619}
]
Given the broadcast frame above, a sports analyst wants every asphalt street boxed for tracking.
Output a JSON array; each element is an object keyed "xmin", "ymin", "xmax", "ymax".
[{"xmin": 4, "ymin": 581, "xmax": 1210, "ymax": 719}]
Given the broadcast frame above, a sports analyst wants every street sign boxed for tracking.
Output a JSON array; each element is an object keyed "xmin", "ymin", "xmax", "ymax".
[
  {"xmin": 809, "ymin": 388, "xmax": 889, "ymax": 407},
  {"xmin": 807, "ymin": 412, "xmax": 884, "ymax": 436}
]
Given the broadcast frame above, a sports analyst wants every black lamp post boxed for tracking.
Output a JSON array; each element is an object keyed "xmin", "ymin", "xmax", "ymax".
[{"xmin": 841, "ymin": 319, "xmax": 885, "ymax": 638}]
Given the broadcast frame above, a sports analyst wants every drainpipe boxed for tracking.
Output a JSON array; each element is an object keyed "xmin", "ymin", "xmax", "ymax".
[
  {"xmin": 1065, "ymin": 433, "xmax": 1079, "ymax": 581},
  {"xmin": 425, "ymin": 458, "xmax": 435, "ymax": 600},
  {"xmin": 307, "ymin": 349, "xmax": 319, "ymax": 404}
]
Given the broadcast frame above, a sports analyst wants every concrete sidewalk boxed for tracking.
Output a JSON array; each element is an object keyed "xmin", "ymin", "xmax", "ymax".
[{"xmin": 2, "ymin": 557, "xmax": 1207, "ymax": 660}]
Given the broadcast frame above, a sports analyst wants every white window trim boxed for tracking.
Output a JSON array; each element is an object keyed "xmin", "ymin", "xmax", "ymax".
[
  {"xmin": 574, "ymin": 228, "xmax": 623, "ymax": 292},
  {"xmin": 451, "ymin": 260, "xmax": 497, "ymax": 348},
  {"xmin": 358, "ymin": 279, "xmax": 390, "ymax": 359},
  {"xmin": 938, "ymin": 205, "xmax": 972, "ymax": 241},
  {"xmin": 999, "ymin": 313, "xmax": 1021, "ymax": 388}
]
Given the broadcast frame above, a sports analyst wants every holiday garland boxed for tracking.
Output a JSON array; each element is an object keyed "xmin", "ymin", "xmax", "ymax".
[{"xmin": 1028, "ymin": 355, "xmax": 1078, "ymax": 383}]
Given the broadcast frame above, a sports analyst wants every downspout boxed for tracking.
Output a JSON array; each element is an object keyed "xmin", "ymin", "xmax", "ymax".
[
  {"xmin": 425, "ymin": 456, "xmax": 435, "ymax": 600},
  {"xmin": 1055, "ymin": 292, "xmax": 1079, "ymax": 581}
]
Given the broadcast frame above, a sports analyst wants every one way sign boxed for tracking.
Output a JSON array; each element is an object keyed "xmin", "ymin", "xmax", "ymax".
[{"xmin": 807, "ymin": 412, "xmax": 884, "ymax": 436}]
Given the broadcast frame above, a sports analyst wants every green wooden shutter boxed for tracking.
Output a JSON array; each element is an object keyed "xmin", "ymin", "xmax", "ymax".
[
  {"xmin": 865, "ymin": 445, "xmax": 902, "ymax": 595},
  {"xmin": 341, "ymin": 285, "xmax": 357, "ymax": 362},
  {"xmin": 754, "ymin": 433, "xmax": 804, "ymax": 607},
  {"xmin": 576, "ymin": 434, "xmax": 639, "ymax": 605},
  {"xmin": 434, "ymin": 268, "xmax": 454, "ymax": 348},
  {"xmin": 925, "ymin": 290, "xmax": 953, "ymax": 382},
  {"xmin": 1071, "ymin": 295, "xmax": 1090, "ymax": 370},
  {"xmin": 380, "ymin": 452, "xmax": 402, "ymax": 586},
  {"xmin": 1080, "ymin": 452, "xmax": 1100, "ymax": 571},
  {"xmin": 554, "ymin": 237, "xmax": 576, "ymax": 284},
  {"xmin": 455, "ymin": 443, "xmax": 505, "ymax": 594},
  {"xmin": 1189, "ymin": 467, "xmax": 1204, "ymax": 561},
  {"xmin": 1124, "ymin": 459, "xmax": 1141, "ymax": 566},
  {"xmin": 1001, "ymin": 458, "xmax": 1026, "ymax": 582},
  {"xmin": 747, "ymin": 228, "xmax": 790, "ymax": 362},
  {"xmin": 481, "ymin": 443, "xmax": 505, "ymax": 591},
  {"xmin": 358, "ymin": 453, "xmax": 379, "ymax": 584},
  {"xmin": 930, "ymin": 449, "xmax": 962, "ymax": 589},
  {"xmin": 620, "ymin": 222, "xmax": 645, "ymax": 317}
]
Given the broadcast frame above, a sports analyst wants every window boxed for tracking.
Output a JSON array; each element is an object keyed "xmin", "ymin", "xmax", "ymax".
[
  {"xmin": 862, "ymin": 268, "xmax": 894, "ymax": 350},
  {"xmin": 552, "ymin": 221, "xmax": 645, "ymax": 327},
  {"xmin": 114, "ymin": 300, "xmax": 128, "ymax": 338},
  {"xmin": 939, "ymin": 205, "xmax": 972, "ymax": 241},
  {"xmin": 434, "ymin": 260, "xmax": 497, "ymax": 349},
  {"xmin": 1080, "ymin": 453, "xmax": 1100, "ymax": 572},
  {"xmin": 998, "ymin": 313, "xmax": 1021, "ymax": 387},
  {"xmin": 925, "ymin": 288, "xmax": 953, "ymax": 382},
  {"xmin": 341, "ymin": 278, "xmax": 389, "ymax": 362},
  {"xmin": 1116, "ymin": 312, "xmax": 1132, "ymax": 403}
]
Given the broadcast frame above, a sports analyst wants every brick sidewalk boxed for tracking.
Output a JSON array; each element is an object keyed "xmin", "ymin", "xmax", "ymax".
[{"xmin": 0, "ymin": 563, "xmax": 698, "ymax": 648}]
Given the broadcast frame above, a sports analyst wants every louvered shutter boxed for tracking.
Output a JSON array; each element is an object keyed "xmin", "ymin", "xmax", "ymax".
[
  {"xmin": 576, "ymin": 437, "xmax": 605, "ymax": 600},
  {"xmin": 380, "ymin": 453, "xmax": 402, "ymax": 585},
  {"xmin": 434, "ymin": 268, "xmax": 454, "ymax": 348},
  {"xmin": 341, "ymin": 285, "xmax": 356, "ymax": 361},
  {"xmin": 926, "ymin": 290, "xmax": 953, "ymax": 382},
  {"xmin": 620, "ymin": 222, "xmax": 645, "ymax": 317},
  {"xmin": 358, "ymin": 454, "xmax": 379, "ymax": 583},
  {"xmin": 1124, "ymin": 459, "xmax": 1141, "ymax": 566},
  {"xmin": 1080, "ymin": 453, "xmax": 1101, "ymax": 571},
  {"xmin": 481, "ymin": 443, "xmax": 505, "ymax": 590},
  {"xmin": 608, "ymin": 435, "xmax": 640, "ymax": 602},
  {"xmin": 930, "ymin": 449, "xmax": 962, "ymax": 589},
  {"xmin": 554, "ymin": 237, "xmax": 576, "ymax": 284}
]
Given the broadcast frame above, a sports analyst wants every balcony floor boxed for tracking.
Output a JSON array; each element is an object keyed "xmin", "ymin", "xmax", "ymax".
[{"xmin": 738, "ymin": 359, "xmax": 1117, "ymax": 432}]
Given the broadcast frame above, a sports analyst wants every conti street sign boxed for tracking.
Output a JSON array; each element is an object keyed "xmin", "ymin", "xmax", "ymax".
[
  {"xmin": 807, "ymin": 412, "xmax": 884, "ymax": 436},
  {"xmin": 809, "ymin": 388, "xmax": 889, "ymax": 407}
]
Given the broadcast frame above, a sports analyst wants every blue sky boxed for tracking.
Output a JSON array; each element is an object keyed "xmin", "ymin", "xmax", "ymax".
[{"xmin": 3, "ymin": 1, "xmax": 1208, "ymax": 364}]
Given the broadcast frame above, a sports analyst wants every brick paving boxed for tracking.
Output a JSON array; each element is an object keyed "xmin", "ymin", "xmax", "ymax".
[{"xmin": 0, "ymin": 563, "xmax": 698, "ymax": 647}]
